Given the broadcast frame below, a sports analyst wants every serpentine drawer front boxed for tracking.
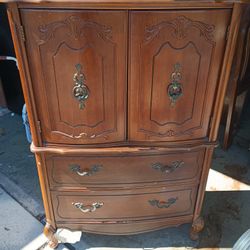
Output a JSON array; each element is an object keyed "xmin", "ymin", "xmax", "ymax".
[
  {"xmin": 52, "ymin": 186, "xmax": 197, "ymax": 222},
  {"xmin": 46, "ymin": 149, "xmax": 204, "ymax": 188},
  {"xmin": 5, "ymin": 0, "xmax": 245, "ymax": 244}
]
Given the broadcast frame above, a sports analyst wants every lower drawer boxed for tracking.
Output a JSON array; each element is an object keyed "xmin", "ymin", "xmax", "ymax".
[
  {"xmin": 56, "ymin": 214, "xmax": 193, "ymax": 235},
  {"xmin": 52, "ymin": 186, "xmax": 197, "ymax": 223}
]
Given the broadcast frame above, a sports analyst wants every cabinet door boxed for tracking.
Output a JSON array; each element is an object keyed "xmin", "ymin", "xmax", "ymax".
[
  {"xmin": 21, "ymin": 10, "xmax": 127, "ymax": 145},
  {"xmin": 129, "ymin": 10, "xmax": 231, "ymax": 142}
]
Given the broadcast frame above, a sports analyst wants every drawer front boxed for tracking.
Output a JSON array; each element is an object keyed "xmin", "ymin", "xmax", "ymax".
[
  {"xmin": 129, "ymin": 10, "xmax": 231, "ymax": 141},
  {"xmin": 47, "ymin": 149, "xmax": 204, "ymax": 188},
  {"xmin": 52, "ymin": 186, "xmax": 197, "ymax": 222},
  {"xmin": 20, "ymin": 10, "xmax": 127, "ymax": 145},
  {"xmin": 56, "ymin": 215, "xmax": 193, "ymax": 235}
]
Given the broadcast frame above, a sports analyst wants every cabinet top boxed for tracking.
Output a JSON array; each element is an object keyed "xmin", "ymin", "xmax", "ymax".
[{"xmin": 1, "ymin": 0, "xmax": 248, "ymax": 7}]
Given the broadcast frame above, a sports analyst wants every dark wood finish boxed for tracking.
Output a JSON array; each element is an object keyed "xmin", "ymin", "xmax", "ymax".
[
  {"xmin": 46, "ymin": 149, "xmax": 204, "ymax": 188},
  {"xmin": 31, "ymin": 139, "xmax": 218, "ymax": 150},
  {"xmin": 0, "ymin": 0, "xmax": 238, "ymax": 9},
  {"xmin": 209, "ymin": 3, "xmax": 243, "ymax": 142},
  {"xmin": 129, "ymin": 10, "xmax": 230, "ymax": 142},
  {"xmin": 6, "ymin": 3, "xmax": 42, "ymax": 146},
  {"xmin": 222, "ymin": 5, "xmax": 250, "ymax": 149},
  {"xmin": 52, "ymin": 186, "xmax": 197, "ymax": 223},
  {"xmin": 4, "ymin": 0, "xmax": 245, "ymax": 243},
  {"xmin": 21, "ymin": 9, "xmax": 127, "ymax": 145}
]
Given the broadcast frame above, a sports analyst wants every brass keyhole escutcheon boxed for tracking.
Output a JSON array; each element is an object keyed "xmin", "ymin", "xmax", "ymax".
[{"xmin": 72, "ymin": 63, "xmax": 90, "ymax": 109}]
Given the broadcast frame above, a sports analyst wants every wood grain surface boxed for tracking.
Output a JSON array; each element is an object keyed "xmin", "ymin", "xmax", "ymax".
[{"xmin": 4, "ymin": 1, "xmax": 245, "ymax": 240}]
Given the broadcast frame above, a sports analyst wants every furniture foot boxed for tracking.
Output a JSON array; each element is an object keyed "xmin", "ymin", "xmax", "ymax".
[
  {"xmin": 190, "ymin": 217, "xmax": 205, "ymax": 241},
  {"xmin": 44, "ymin": 223, "xmax": 59, "ymax": 249}
]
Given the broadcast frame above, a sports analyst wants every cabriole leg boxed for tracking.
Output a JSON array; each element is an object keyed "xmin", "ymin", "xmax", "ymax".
[
  {"xmin": 44, "ymin": 223, "xmax": 59, "ymax": 249},
  {"xmin": 190, "ymin": 216, "xmax": 205, "ymax": 241}
]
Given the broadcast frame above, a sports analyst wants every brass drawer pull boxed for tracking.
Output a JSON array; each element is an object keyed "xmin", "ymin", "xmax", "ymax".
[
  {"xmin": 149, "ymin": 197, "xmax": 178, "ymax": 209},
  {"xmin": 151, "ymin": 160, "xmax": 184, "ymax": 174},
  {"xmin": 72, "ymin": 202, "xmax": 104, "ymax": 213},
  {"xmin": 69, "ymin": 164, "xmax": 102, "ymax": 176}
]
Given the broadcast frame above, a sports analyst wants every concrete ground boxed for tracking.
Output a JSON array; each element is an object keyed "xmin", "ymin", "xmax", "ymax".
[
  {"xmin": 0, "ymin": 186, "xmax": 43, "ymax": 249},
  {"xmin": 0, "ymin": 99, "xmax": 250, "ymax": 250}
]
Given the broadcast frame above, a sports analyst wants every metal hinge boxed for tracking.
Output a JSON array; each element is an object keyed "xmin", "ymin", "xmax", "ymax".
[
  {"xmin": 226, "ymin": 25, "xmax": 230, "ymax": 41},
  {"xmin": 37, "ymin": 121, "xmax": 41, "ymax": 134},
  {"xmin": 17, "ymin": 24, "xmax": 26, "ymax": 42}
]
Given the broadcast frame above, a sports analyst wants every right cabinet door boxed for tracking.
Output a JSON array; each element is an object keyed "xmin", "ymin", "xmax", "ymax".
[{"xmin": 129, "ymin": 10, "xmax": 231, "ymax": 142}]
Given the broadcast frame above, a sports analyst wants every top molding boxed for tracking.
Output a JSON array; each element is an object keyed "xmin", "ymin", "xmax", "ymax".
[{"xmin": 1, "ymin": 0, "xmax": 247, "ymax": 9}]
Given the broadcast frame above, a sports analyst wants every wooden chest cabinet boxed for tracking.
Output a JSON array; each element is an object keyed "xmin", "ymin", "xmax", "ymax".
[{"xmin": 4, "ymin": 0, "xmax": 246, "ymax": 247}]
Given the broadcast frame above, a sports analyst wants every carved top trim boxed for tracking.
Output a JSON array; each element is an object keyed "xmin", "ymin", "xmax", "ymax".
[
  {"xmin": 38, "ymin": 15, "xmax": 112, "ymax": 43},
  {"xmin": 145, "ymin": 16, "xmax": 215, "ymax": 44}
]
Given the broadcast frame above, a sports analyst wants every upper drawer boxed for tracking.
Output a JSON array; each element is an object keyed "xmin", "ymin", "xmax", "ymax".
[
  {"xmin": 129, "ymin": 9, "xmax": 231, "ymax": 142},
  {"xmin": 20, "ymin": 10, "xmax": 127, "ymax": 145},
  {"xmin": 46, "ymin": 148, "xmax": 204, "ymax": 188}
]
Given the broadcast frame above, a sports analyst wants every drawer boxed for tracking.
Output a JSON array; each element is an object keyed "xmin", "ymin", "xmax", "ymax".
[
  {"xmin": 56, "ymin": 214, "xmax": 193, "ymax": 235},
  {"xmin": 46, "ymin": 149, "xmax": 204, "ymax": 188},
  {"xmin": 52, "ymin": 186, "xmax": 197, "ymax": 222}
]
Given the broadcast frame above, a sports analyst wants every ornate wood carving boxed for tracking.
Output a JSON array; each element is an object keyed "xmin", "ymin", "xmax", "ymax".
[
  {"xmin": 149, "ymin": 42, "xmax": 201, "ymax": 127},
  {"xmin": 9, "ymin": 4, "xmax": 234, "ymax": 242},
  {"xmin": 39, "ymin": 15, "xmax": 113, "ymax": 43},
  {"xmin": 23, "ymin": 10, "xmax": 127, "ymax": 144},
  {"xmin": 139, "ymin": 128, "xmax": 194, "ymax": 138},
  {"xmin": 52, "ymin": 130, "xmax": 109, "ymax": 140},
  {"xmin": 145, "ymin": 15, "xmax": 215, "ymax": 43}
]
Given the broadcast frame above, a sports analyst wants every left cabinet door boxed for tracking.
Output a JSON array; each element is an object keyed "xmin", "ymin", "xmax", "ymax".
[{"xmin": 21, "ymin": 10, "xmax": 127, "ymax": 145}]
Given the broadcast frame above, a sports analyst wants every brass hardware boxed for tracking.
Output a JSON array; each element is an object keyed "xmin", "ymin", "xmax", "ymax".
[
  {"xmin": 72, "ymin": 63, "xmax": 90, "ymax": 109},
  {"xmin": 69, "ymin": 164, "xmax": 102, "ymax": 176},
  {"xmin": 151, "ymin": 160, "xmax": 184, "ymax": 173},
  {"xmin": 149, "ymin": 197, "xmax": 178, "ymax": 209},
  {"xmin": 72, "ymin": 202, "xmax": 104, "ymax": 213},
  {"xmin": 167, "ymin": 63, "xmax": 183, "ymax": 106}
]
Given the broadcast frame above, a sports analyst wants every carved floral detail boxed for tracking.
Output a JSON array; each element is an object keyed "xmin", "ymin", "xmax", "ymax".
[
  {"xmin": 140, "ymin": 129, "xmax": 175, "ymax": 138},
  {"xmin": 38, "ymin": 15, "xmax": 112, "ymax": 43},
  {"xmin": 53, "ymin": 131, "xmax": 109, "ymax": 140},
  {"xmin": 140, "ymin": 128, "xmax": 194, "ymax": 138},
  {"xmin": 145, "ymin": 16, "xmax": 215, "ymax": 43}
]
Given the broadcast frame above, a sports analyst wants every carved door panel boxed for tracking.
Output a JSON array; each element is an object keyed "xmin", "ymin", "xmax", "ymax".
[
  {"xmin": 129, "ymin": 10, "xmax": 231, "ymax": 142},
  {"xmin": 21, "ymin": 10, "xmax": 127, "ymax": 144}
]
